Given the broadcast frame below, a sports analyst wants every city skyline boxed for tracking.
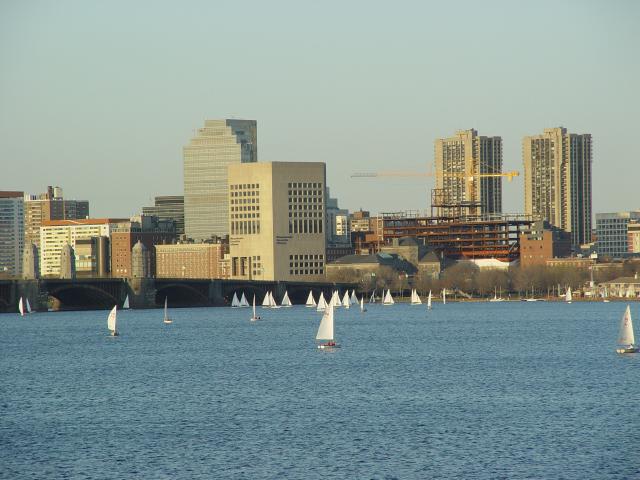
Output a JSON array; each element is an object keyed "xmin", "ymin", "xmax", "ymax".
[{"xmin": 1, "ymin": 1, "xmax": 639, "ymax": 218}]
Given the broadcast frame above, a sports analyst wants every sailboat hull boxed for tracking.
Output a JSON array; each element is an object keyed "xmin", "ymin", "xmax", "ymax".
[
  {"xmin": 616, "ymin": 346, "xmax": 639, "ymax": 354},
  {"xmin": 317, "ymin": 342, "xmax": 340, "ymax": 349}
]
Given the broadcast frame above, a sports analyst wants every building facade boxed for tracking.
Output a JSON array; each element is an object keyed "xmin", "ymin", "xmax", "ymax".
[
  {"xmin": 228, "ymin": 162, "xmax": 326, "ymax": 281},
  {"xmin": 595, "ymin": 211, "xmax": 640, "ymax": 259},
  {"xmin": 628, "ymin": 221, "xmax": 640, "ymax": 254},
  {"xmin": 142, "ymin": 195, "xmax": 185, "ymax": 236},
  {"xmin": 523, "ymin": 127, "xmax": 592, "ymax": 248},
  {"xmin": 183, "ymin": 119, "xmax": 257, "ymax": 241},
  {"xmin": 434, "ymin": 129, "xmax": 503, "ymax": 217},
  {"xmin": 519, "ymin": 220, "xmax": 572, "ymax": 267},
  {"xmin": 155, "ymin": 242, "xmax": 228, "ymax": 279},
  {"xmin": 0, "ymin": 191, "xmax": 24, "ymax": 278}
]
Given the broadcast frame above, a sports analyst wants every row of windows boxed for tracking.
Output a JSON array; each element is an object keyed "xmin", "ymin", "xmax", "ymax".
[
  {"xmin": 289, "ymin": 219, "xmax": 322, "ymax": 234},
  {"xmin": 290, "ymin": 268, "xmax": 324, "ymax": 276},
  {"xmin": 231, "ymin": 183, "xmax": 260, "ymax": 190},
  {"xmin": 231, "ymin": 205, "xmax": 260, "ymax": 212},
  {"xmin": 290, "ymin": 254, "xmax": 324, "ymax": 260},
  {"xmin": 230, "ymin": 213, "xmax": 260, "ymax": 219},
  {"xmin": 231, "ymin": 190, "xmax": 259, "ymax": 198},
  {"xmin": 288, "ymin": 196, "xmax": 321, "ymax": 204},
  {"xmin": 290, "ymin": 211, "xmax": 322, "ymax": 218},
  {"xmin": 288, "ymin": 182, "xmax": 321, "ymax": 188},
  {"xmin": 288, "ymin": 190, "xmax": 323, "ymax": 198},
  {"xmin": 231, "ymin": 220, "xmax": 260, "ymax": 235},
  {"xmin": 252, "ymin": 256, "xmax": 262, "ymax": 276},
  {"xmin": 231, "ymin": 198, "xmax": 259, "ymax": 204}
]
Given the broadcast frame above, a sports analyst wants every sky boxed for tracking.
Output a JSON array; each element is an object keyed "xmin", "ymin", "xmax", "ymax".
[{"xmin": 1, "ymin": 0, "xmax": 638, "ymax": 218}]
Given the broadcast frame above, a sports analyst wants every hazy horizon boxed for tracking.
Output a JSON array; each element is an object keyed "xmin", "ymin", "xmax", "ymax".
[{"xmin": 2, "ymin": 0, "xmax": 638, "ymax": 218}]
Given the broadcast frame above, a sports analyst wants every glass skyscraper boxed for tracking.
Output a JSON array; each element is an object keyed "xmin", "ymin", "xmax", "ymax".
[{"xmin": 183, "ymin": 119, "xmax": 257, "ymax": 241}]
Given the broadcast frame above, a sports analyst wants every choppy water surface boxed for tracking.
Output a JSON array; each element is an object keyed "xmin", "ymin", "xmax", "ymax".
[{"xmin": 2, "ymin": 301, "xmax": 639, "ymax": 479}]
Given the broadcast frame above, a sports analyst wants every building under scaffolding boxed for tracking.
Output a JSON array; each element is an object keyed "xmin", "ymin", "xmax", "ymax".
[{"xmin": 368, "ymin": 211, "xmax": 535, "ymax": 262}]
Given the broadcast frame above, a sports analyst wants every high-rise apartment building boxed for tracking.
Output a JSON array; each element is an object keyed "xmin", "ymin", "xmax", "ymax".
[
  {"xmin": 142, "ymin": 195, "xmax": 185, "ymax": 236},
  {"xmin": 434, "ymin": 129, "xmax": 502, "ymax": 217},
  {"xmin": 523, "ymin": 127, "xmax": 592, "ymax": 248},
  {"xmin": 595, "ymin": 211, "xmax": 640, "ymax": 259},
  {"xmin": 227, "ymin": 162, "xmax": 326, "ymax": 281},
  {"xmin": 183, "ymin": 119, "xmax": 257, "ymax": 241},
  {"xmin": 0, "ymin": 191, "xmax": 24, "ymax": 278}
]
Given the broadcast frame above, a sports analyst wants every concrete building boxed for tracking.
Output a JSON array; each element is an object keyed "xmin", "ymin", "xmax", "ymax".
[
  {"xmin": 0, "ymin": 191, "xmax": 24, "ymax": 278},
  {"xmin": 74, "ymin": 236, "xmax": 109, "ymax": 277},
  {"xmin": 24, "ymin": 186, "xmax": 89, "ymax": 249},
  {"xmin": 595, "ymin": 211, "xmax": 640, "ymax": 259},
  {"xmin": 434, "ymin": 129, "xmax": 503, "ymax": 217},
  {"xmin": 40, "ymin": 218, "xmax": 127, "ymax": 277},
  {"xmin": 228, "ymin": 161, "xmax": 326, "ymax": 281},
  {"xmin": 628, "ymin": 221, "xmax": 640, "ymax": 254},
  {"xmin": 59, "ymin": 243, "xmax": 76, "ymax": 279},
  {"xmin": 155, "ymin": 242, "xmax": 228, "ymax": 279},
  {"xmin": 523, "ymin": 127, "xmax": 592, "ymax": 248},
  {"xmin": 519, "ymin": 220, "xmax": 572, "ymax": 267},
  {"xmin": 22, "ymin": 242, "xmax": 39, "ymax": 279},
  {"xmin": 110, "ymin": 215, "xmax": 177, "ymax": 278},
  {"xmin": 183, "ymin": 119, "xmax": 257, "ymax": 241},
  {"xmin": 142, "ymin": 195, "xmax": 185, "ymax": 236}
]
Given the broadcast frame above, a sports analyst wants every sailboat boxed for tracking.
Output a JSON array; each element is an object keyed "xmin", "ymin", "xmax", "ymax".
[
  {"xmin": 383, "ymin": 289, "xmax": 394, "ymax": 306},
  {"xmin": 123, "ymin": 294, "xmax": 130, "ymax": 309},
  {"xmin": 305, "ymin": 291, "xmax": 316, "ymax": 307},
  {"xmin": 331, "ymin": 290, "xmax": 341, "ymax": 308},
  {"xmin": 350, "ymin": 290, "xmax": 358, "ymax": 305},
  {"xmin": 489, "ymin": 287, "xmax": 504, "ymax": 302},
  {"xmin": 107, "ymin": 305, "xmax": 118, "ymax": 336},
  {"xmin": 442, "ymin": 288, "xmax": 447, "ymax": 305},
  {"xmin": 427, "ymin": 290, "xmax": 432, "ymax": 310},
  {"xmin": 268, "ymin": 291, "xmax": 279, "ymax": 309},
  {"xmin": 18, "ymin": 297, "xmax": 24, "ymax": 316},
  {"xmin": 603, "ymin": 287, "xmax": 610, "ymax": 303},
  {"xmin": 316, "ymin": 292, "xmax": 328, "ymax": 312},
  {"xmin": 231, "ymin": 292, "xmax": 241, "ymax": 308},
  {"xmin": 565, "ymin": 287, "xmax": 573, "ymax": 304},
  {"xmin": 360, "ymin": 296, "xmax": 367, "ymax": 313},
  {"xmin": 239, "ymin": 292, "xmax": 250, "ymax": 307},
  {"xmin": 26, "ymin": 298, "xmax": 32, "ymax": 314},
  {"xmin": 369, "ymin": 291, "xmax": 376, "ymax": 303},
  {"xmin": 262, "ymin": 292, "xmax": 271, "ymax": 307},
  {"xmin": 250, "ymin": 295, "xmax": 260, "ymax": 321},
  {"xmin": 163, "ymin": 297, "xmax": 172, "ymax": 324},
  {"xmin": 316, "ymin": 304, "xmax": 338, "ymax": 349},
  {"xmin": 616, "ymin": 305, "xmax": 638, "ymax": 354},
  {"xmin": 342, "ymin": 291, "xmax": 350, "ymax": 309},
  {"xmin": 281, "ymin": 291, "xmax": 292, "ymax": 307},
  {"xmin": 410, "ymin": 289, "xmax": 422, "ymax": 305}
]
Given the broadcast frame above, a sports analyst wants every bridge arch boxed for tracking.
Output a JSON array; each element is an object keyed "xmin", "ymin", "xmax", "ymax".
[
  {"xmin": 48, "ymin": 284, "xmax": 119, "ymax": 310},
  {"xmin": 155, "ymin": 283, "xmax": 210, "ymax": 307}
]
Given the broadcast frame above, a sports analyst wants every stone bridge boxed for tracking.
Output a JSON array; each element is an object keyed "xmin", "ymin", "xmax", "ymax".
[{"xmin": 0, "ymin": 278, "xmax": 356, "ymax": 312}]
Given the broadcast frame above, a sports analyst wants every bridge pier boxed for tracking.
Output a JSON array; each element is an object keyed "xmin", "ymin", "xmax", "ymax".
[{"xmin": 128, "ymin": 278, "xmax": 157, "ymax": 308}]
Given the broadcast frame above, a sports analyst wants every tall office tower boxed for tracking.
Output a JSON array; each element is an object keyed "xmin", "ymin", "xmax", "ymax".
[
  {"xmin": 183, "ymin": 119, "xmax": 257, "ymax": 241},
  {"xmin": 227, "ymin": 162, "xmax": 326, "ymax": 282},
  {"xmin": 0, "ymin": 191, "xmax": 24, "ymax": 278},
  {"xmin": 434, "ymin": 129, "xmax": 502, "ymax": 217},
  {"xmin": 24, "ymin": 186, "xmax": 89, "ymax": 248},
  {"xmin": 523, "ymin": 127, "xmax": 592, "ymax": 248},
  {"xmin": 142, "ymin": 195, "xmax": 185, "ymax": 236}
]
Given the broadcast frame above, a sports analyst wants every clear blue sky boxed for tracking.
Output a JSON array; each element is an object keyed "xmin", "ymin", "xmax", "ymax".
[{"xmin": 1, "ymin": 0, "xmax": 638, "ymax": 218}]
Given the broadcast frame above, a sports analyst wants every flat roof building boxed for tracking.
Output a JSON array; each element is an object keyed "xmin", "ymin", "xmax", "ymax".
[
  {"xmin": 228, "ymin": 162, "xmax": 326, "ymax": 282},
  {"xmin": 142, "ymin": 195, "xmax": 185, "ymax": 236},
  {"xmin": 184, "ymin": 119, "xmax": 257, "ymax": 241},
  {"xmin": 596, "ymin": 211, "xmax": 640, "ymax": 259},
  {"xmin": 155, "ymin": 242, "xmax": 228, "ymax": 279},
  {"xmin": 0, "ymin": 191, "xmax": 24, "ymax": 278}
]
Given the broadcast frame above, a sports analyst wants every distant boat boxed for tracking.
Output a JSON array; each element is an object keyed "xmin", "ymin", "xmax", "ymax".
[
  {"xmin": 18, "ymin": 297, "xmax": 24, "ymax": 316},
  {"xmin": 360, "ymin": 296, "xmax": 367, "ymax": 313},
  {"xmin": 410, "ymin": 289, "xmax": 422, "ymax": 305},
  {"xmin": 107, "ymin": 305, "xmax": 118, "ymax": 336},
  {"xmin": 489, "ymin": 287, "xmax": 504, "ymax": 302},
  {"xmin": 269, "ymin": 291, "xmax": 279, "ymax": 308},
  {"xmin": 383, "ymin": 289, "xmax": 394, "ymax": 306},
  {"xmin": 317, "ymin": 292, "xmax": 328, "ymax": 312},
  {"xmin": 350, "ymin": 290, "xmax": 358, "ymax": 305},
  {"xmin": 616, "ymin": 305, "xmax": 638, "ymax": 354},
  {"xmin": 26, "ymin": 298, "xmax": 32, "ymax": 314},
  {"xmin": 262, "ymin": 292, "xmax": 270, "ymax": 307},
  {"xmin": 163, "ymin": 297, "xmax": 172, "ymax": 324},
  {"xmin": 331, "ymin": 290, "xmax": 341, "ymax": 308},
  {"xmin": 316, "ymin": 304, "xmax": 338, "ymax": 349},
  {"xmin": 239, "ymin": 292, "xmax": 250, "ymax": 307},
  {"xmin": 305, "ymin": 291, "xmax": 316, "ymax": 307},
  {"xmin": 123, "ymin": 294, "xmax": 130, "ymax": 309},
  {"xmin": 342, "ymin": 291, "xmax": 350, "ymax": 309},
  {"xmin": 566, "ymin": 287, "xmax": 573, "ymax": 304},
  {"xmin": 231, "ymin": 293, "xmax": 241, "ymax": 308},
  {"xmin": 442, "ymin": 289, "xmax": 447, "ymax": 305},
  {"xmin": 427, "ymin": 290, "xmax": 432, "ymax": 310},
  {"xmin": 281, "ymin": 291, "xmax": 292, "ymax": 307},
  {"xmin": 251, "ymin": 295, "xmax": 260, "ymax": 321},
  {"xmin": 369, "ymin": 291, "xmax": 376, "ymax": 303}
]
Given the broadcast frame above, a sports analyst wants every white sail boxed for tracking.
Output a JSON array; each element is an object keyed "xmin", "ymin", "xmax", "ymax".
[
  {"xmin": 566, "ymin": 287, "xmax": 572, "ymax": 303},
  {"xmin": 360, "ymin": 296, "xmax": 365, "ymax": 312},
  {"xmin": 281, "ymin": 291, "xmax": 292, "ymax": 307},
  {"xmin": 164, "ymin": 297, "xmax": 169, "ymax": 322},
  {"xmin": 123, "ymin": 295, "xmax": 130, "ymax": 309},
  {"xmin": 350, "ymin": 290, "xmax": 358, "ymax": 305},
  {"xmin": 411, "ymin": 289, "xmax": 422, "ymax": 305},
  {"xmin": 262, "ymin": 292, "xmax": 270, "ymax": 307},
  {"xmin": 18, "ymin": 297, "xmax": 24, "ymax": 316},
  {"xmin": 269, "ymin": 291, "xmax": 278, "ymax": 308},
  {"xmin": 251, "ymin": 295, "xmax": 258, "ymax": 320},
  {"xmin": 383, "ymin": 289, "xmax": 394, "ymax": 305},
  {"xmin": 316, "ymin": 304, "xmax": 334, "ymax": 341},
  {"xmin": 305, "ymin": 290, "xmax": 316, "ymax": 307},
  {"xmin": 331, "ymin": 290, "xmax": 341, "ymax": 308},
  {"xmin": 317, "ymin": 292, "xmax": 327, "ymax": 311},
  {"xmin": 427, "ymin": 290, "xmax": 432, "ymax": 310},
  {"xmin": 26, "ymin": 298, "xmax": 32, "ymax": 314},
  {"xmin": 239, "ymin": 292, "xmax": 250, "ymax": 307},
  {"xmin": 231, "ymin": 292, "xmax": 241, "ymax": 307},
  {"xmin": 342, "ymin": 291, "xmax": 350, "ymax": 308},
  {"xmin": 107, "ymin": 305, "xmax": 117, "ymax": 333},
  {"xmin": 443, "ymin": 288, "xmax": 447, "ymax": 305},
  {"xmin": 369, "ymin": 291, "xmax": 375, "ymax": 303},
  {"xmin": 618, "ymin": 305, "xmax": 635, "ymax": 345}
]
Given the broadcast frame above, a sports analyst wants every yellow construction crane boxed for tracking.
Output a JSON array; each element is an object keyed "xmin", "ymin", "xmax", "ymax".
[{"xmin": 351, "ymin": 170, "xmax": 520, "ymax": 181}]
